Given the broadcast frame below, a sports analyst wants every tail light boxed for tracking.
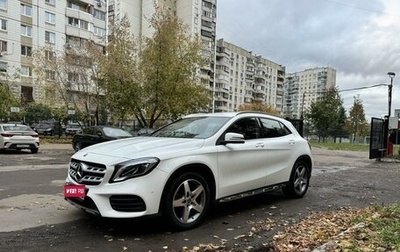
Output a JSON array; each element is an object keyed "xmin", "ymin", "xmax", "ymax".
[{"xmin": 1, "ymin": 133, "xmax": 14, "ymax": 137}]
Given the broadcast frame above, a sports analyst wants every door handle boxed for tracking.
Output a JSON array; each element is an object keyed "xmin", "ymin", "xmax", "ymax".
[{"xmin": 256, "ymin": 142, "xmax": 265, "ymax": 148}]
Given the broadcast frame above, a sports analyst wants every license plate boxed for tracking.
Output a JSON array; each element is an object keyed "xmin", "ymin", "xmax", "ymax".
[
  {"xmin": 17, "ymin": 144, "xmax": 29, "ymax": 148},
  {"xmin": 64, "ymin": 184, "xmax": 86, "ymax": 198}
]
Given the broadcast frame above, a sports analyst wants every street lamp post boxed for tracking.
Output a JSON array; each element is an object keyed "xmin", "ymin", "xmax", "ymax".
[
  {"xmin": 388, "ymin": 72, "xmax": 395, "ymax": 118},
  {"xmin": 300, "ymin": 92, "xmax": 306, "ymax": 120},
  {"xmin": 386, "ymin": 72, "xmax": 395, "ymax": 156}
]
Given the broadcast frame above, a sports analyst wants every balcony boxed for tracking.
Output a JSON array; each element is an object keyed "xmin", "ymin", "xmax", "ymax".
[
  {"xmin": 66, "ymin": 7, "xmax": 93, "ymax": 23},
  {"xmin": 65, "ymin": 25, "xmax": 92, "ymax": 40}
]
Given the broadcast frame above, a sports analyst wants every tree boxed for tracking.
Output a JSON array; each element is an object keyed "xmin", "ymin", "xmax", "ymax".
[
  {"xmin": 97, "ymin": 16, "xmax": 139, "ymax": 126},
  {"xmin": 0, "ymin": 74, "xmax": 20, "ymax": 122},
  {"xmin": 33, "ymin": 41, "xmax": 105, "ymax": 126},
  {"xmin": 306, "ymin": 87, "xmax": 346, "ymax": 142},
  {"xmin": 238, "ymin": 102, "xmax": 279, "ymax": 115},
  {"xmin": 346, "ymin": 95, "xmax": 369, "ymax": 142},
  {"xmin": 137, "ymin": 7, "xmax": 210, "ymax": 128},
  {"xmin": 24, "ymin": 103, "xmax": 52, "ymax": 124}
]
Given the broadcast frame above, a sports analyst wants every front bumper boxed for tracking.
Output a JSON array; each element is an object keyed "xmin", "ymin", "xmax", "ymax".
[{"xmin": 65, "ymin": 167, "xmax": 169, "ymax": 218}]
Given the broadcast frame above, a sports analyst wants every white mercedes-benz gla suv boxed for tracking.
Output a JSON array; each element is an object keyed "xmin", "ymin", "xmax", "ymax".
[{"xmin": 64, "ymin": 112, "xmax": 313, "ymax": 230}]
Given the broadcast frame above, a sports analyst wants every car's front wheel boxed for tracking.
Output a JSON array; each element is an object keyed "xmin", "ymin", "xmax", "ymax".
[
  {"xmin": 30, "ymin": 148, "xmax": 38, "ymax": 154},
  {"xmin": 163, "ymin": 172, "xmax": 211, "ymax": 230},
  {"xmin": 283, "ymin": 160, "xmax": 310, "ymax": 198}
]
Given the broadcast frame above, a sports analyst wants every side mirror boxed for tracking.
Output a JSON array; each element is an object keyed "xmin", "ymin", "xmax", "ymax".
[
  {"xmin": 97, "ymin": 132, "xmax": 103, "ymax": 137},
  {"xmin": 224, "ymin": 132, "xmax": 245, "ymax": 144}
]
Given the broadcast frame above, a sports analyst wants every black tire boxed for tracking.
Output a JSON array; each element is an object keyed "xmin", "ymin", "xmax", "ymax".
[
  {"xmin": 31, "ymin": 148, "xmax": 38, "ymax": 154},
  {"xmin": 282, "ymin": 160, "xmax": 310, "ymax": 198},
  {"xmin": 73, "ymin": 142, "xmax": 82, "ymax": 152},
  {"xmin": 163, "ymin": 172, "xmax": 211, "ymax": 231}
]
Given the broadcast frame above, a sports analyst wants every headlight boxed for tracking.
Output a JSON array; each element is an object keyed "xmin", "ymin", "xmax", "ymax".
[{"xmin": 110, "ymin": 157, "xmax": 160, "ymax": 183}]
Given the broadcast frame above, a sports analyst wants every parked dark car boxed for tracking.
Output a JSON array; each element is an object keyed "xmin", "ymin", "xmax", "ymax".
[
  {"xmin": 32, "ymin": 121, "xmax": 65, "ymax": 136},
  {"xmin": 72, "ymin": 125, "xmax": 133, "ymax": 152},
  {"xmin": 134, "ymin": 128, "xmax": 155, "ymax": 136}
]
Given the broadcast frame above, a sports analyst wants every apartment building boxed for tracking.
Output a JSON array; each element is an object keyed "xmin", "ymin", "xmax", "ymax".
[
  {"xmin": 214, "ymin": 39, "xmax": 285, "ymax": 113},
  {"xmin": 0, "ymin": 0, "xmax": 107, "ymax": 105},
  {"xmin": 284, "ymin": 67, "xmax": 336, "ymax": 119},
  {"xmin": 108, "ymin": 0, "xmax": 217, "ymax": 110}
]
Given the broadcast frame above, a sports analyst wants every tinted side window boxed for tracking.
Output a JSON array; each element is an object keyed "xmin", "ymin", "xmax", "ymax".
[
  {"xmin": 227, "ymin": 117, "xmax": 260, "ymax": 140},
  {"xmin": 84, "ymin": 127, "xmax": 96, "ymax": 135},
  {"xmin": 259, "ymin": 118, "xmax": 292, "ymax": 138}
]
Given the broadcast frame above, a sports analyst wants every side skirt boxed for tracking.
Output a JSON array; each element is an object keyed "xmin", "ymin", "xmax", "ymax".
[{"xmin": 218, "ymin": 183, "xmax": 287, "ymax": 203}]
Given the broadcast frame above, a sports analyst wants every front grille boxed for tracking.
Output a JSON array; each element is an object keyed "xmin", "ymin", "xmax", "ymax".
[
  {"xmin": 110, "ymin": 195, "xmax": 146, "ymax": 212},
  {"xmin": 69, "ymin": 159, "xmax": 106, "ymax": 185}
]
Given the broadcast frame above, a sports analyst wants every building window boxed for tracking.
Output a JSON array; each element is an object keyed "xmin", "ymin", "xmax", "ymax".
[
  {"xmin": 0, "ymin": 61, "xmax": 7, "ymax": 72},
  {"xmin": 68, "ymin": 17, "xmax": 79, "ymax": 27},
  {"xmin": 45, "ymin": 50, "xmax": 55, "ymax": 60},
  {"xmin": 93, "ymin": 9, "xmax": 105, "ymax": 21},
  {"xmin": 68, "ymin": 17, "xmax": 90, "ymax": 31},
  {"xmin": 21, "ymin": 86, "xmax": 34, "ymax": 102},
  {"xmin": 0, "ymin": 0, "xmax": 7, "ymax": 9},
  {"xmin": 46, "ymin": 70, "xmax": 56, "ymax": 80},
  {"xmin": 0, "ymin": 40, "xmax": 6, "ymax": 52},
  {"xmin": 20, "ymin": 3, "xmax": 32, "ymax": 16},
  {"xmin": 45, "ymin": 0, "xmax": 55, "ymax": 6},
  {"xmin": 80, "ymin": 20, "xmax": 89, "ymax": 30},
  {"xmin": 21, "ymin": 24, "xmax": 32, "ymax": 37},
  {"xmin": 21, "ymin": 65, "xmax": 32, "ymax": 77},
  {"xmin": 21, "ymin": 45, "xmax": 32, "ymax": 56},
  {"xmin": 45, "ymin": 11, "xmax": 56, "ymax": 24},
  {"xmin": 68, "ymin": 72, "xmax": 79, "ymax": 82},
  {"xmin": 93, "ymin": 26, "xmax": 106, "ymax": 37},
  {"xmin": 45, "ymin": 31, "xmax": 55, "ymax": 44},
  {"xmin": 0, "ymin": 18, "xmax": 6, "ymax": 31}
]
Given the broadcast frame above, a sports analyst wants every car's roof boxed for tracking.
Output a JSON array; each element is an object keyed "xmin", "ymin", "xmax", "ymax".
[
  {"xmin": 0, "ymin": 123, "xmax": 28, "ymax": 126},
  {"xmin": 88, "ymin": 125, "xmax": 124, "ymax": 129},
  {"xmin": 184, "ymin": 111, "xmax": 282, "ymax": 119}
]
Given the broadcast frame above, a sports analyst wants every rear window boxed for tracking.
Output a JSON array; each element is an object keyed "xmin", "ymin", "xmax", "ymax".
[{"xmin": 3, "ymin": 125, "xmax": 32, "ymax": 131}]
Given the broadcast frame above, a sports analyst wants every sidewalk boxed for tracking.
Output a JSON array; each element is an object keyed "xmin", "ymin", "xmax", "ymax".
[{"xmin": 40, "ymin": 143, "xmax": 71, "ymax": 150}]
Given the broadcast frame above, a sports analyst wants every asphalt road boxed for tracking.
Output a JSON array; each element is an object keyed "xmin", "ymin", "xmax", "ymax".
[{"xmin": 0, "ymin": 144, "xmax": 399, "ymax": 252}]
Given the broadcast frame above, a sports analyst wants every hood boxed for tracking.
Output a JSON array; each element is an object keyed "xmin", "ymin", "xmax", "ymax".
[{"xmin": 74, "ymin": 136, "xmax": 205, "ymax": 160}]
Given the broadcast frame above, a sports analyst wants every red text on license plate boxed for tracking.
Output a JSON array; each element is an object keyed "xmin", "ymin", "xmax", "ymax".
[{"xmin": 64, "ymin": 184, "xmax": 86, "ymax": 198}]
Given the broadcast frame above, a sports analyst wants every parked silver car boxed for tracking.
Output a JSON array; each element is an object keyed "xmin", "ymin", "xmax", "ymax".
[
  {"xmin": 65, "ymin": 123, "xmax": 82, "ymax": 136},
  {"xmin": 0, "ymin": 123, "xmax": 39, "ymax": 153}
]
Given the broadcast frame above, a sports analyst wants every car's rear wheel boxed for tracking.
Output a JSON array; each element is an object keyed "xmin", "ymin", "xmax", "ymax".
[
  {"xmin": 283, "ymin": 160, "xmax": 310, "ymax": 198},
  {"xmin": 163, "ymin": 172, "xmax": 210, "ymax": 230},
  {"xmin": 30, "ymin": 148, "xmax": 38, "ymax": 154}
]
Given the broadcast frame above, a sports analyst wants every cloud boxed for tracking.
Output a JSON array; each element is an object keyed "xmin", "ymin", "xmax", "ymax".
[{"xmin": 217, "ymin": 0, "xmax": 400, "ymax": 121}]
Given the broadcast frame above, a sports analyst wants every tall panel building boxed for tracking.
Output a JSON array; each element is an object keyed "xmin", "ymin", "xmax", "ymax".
[
  {"xmin": 283, "ymin": 67, "xmax": 336, "ymax": 119},
  {"xmin": 215, "ymin": 39, "xmax": 285, "ymax": 113},
  {"xmin": 0, "ymin": 0, "xmax": 107, "ymax": 105},
  {"xmin": 108, "ymin": 0, "xmax": 217, "ymax": 111}
]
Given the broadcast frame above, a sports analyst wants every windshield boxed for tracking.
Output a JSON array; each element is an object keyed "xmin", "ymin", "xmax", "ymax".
[
  {"xmin": 152, "ymin": 116, "xmax": 231, "ymax": 139},
  {"xmin": 67, "ymin": 124, "xmax": 80, "ymax": 128}
]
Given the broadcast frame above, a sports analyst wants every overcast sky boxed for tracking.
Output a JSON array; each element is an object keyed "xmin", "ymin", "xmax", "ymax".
[{"xmin": 216, "ymin": 0, "xmax": 400, "ymax": 121}]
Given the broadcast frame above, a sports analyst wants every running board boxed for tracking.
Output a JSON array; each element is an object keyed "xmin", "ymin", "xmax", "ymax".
[{"xmin": 218, "ymin": 184, "xmax": 286, "ymax": 203}]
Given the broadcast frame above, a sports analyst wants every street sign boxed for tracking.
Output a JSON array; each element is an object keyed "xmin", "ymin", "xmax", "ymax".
[
  {"xmin": 389, "ymin": 117, "xmax": 399, "ymax": 129},
  {"xmin": 394, "ymin": 109, "xmax": 400, "ymax": 118},
  {"xmin": 67, "ymin": 109, "xmax": 75, "ymax": 115},
  {"xmin": 10, "ymin": 107, "xmax": 20, "ymax": 113}
]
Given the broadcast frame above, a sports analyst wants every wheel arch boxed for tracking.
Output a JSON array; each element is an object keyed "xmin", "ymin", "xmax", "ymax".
[
  {"xmin": 295, "ymin": 155, "xmax": 313, "ymax": 177},
  {"xmin": 159, "ymin": 163, "xmax": 216, "ymax": 213}
]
